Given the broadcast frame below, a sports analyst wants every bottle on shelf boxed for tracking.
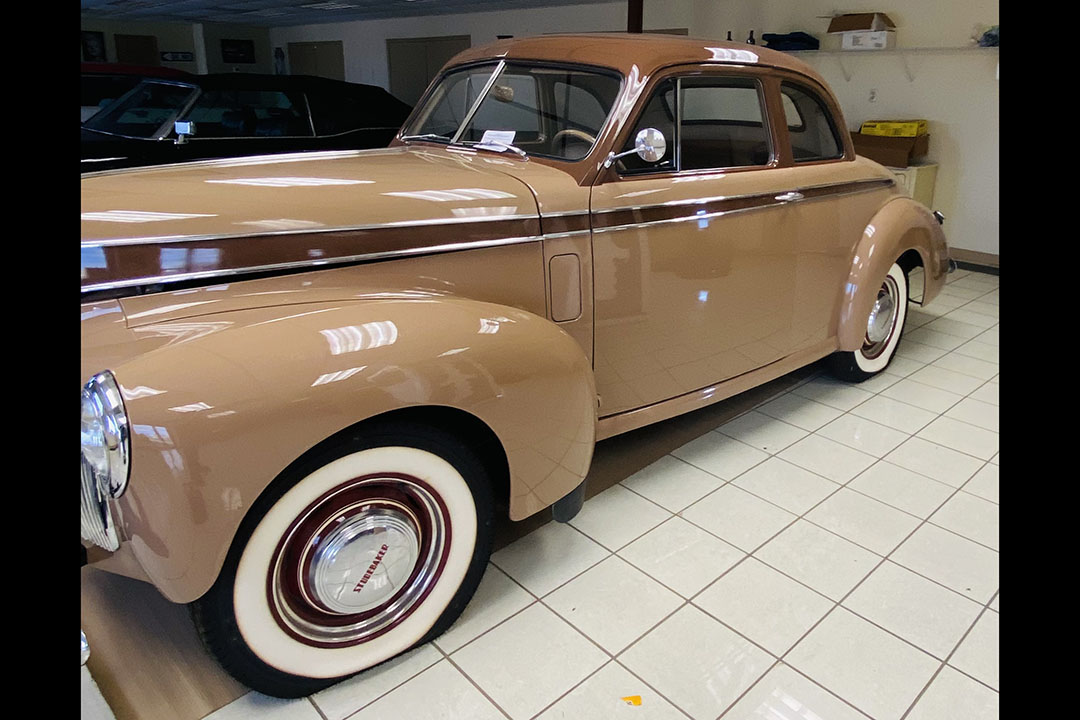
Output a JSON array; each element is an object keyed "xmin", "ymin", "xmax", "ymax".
[
  {"xmin": 726, "ymin": 30, "xmax": 733, "ymax": 41},
  {"xmin": 747, "ymin": 30, "xmax": 756, "ymax": 45}
]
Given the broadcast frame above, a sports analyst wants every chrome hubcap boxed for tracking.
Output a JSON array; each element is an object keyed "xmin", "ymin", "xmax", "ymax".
[
  {"xmin": 866, "ymin": 291, "xmax": 896, "ymax": 344},
  {"xmin": 862, "ymin": 275, "xmax": 900, "ymax": 359},
  {"xmin": 309, "ymin": 507, "xmax": 421, "ymax": 614},
  {"xmin": 269, "ymin": 475, "xmax": 450, "ymax": 647}
]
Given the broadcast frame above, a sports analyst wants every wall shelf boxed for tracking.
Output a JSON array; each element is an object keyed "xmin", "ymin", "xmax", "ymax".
[{"xmin": 784, "ymin": 46, "xmax": 998, "ymax": 82}]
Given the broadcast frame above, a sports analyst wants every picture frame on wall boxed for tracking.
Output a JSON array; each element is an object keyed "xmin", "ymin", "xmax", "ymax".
[
  {"xmin": 82, "ymin": 31, "xmax": 107, "ymax": 62},
  {"xmin": 221, "ymin": 39, "xmax": 256, "ymax": 64}
]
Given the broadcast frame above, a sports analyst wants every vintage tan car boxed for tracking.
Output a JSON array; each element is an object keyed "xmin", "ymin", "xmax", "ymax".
[{"xmin": 80, "ymin": 33, "xmax": 950, "ymax": 697}]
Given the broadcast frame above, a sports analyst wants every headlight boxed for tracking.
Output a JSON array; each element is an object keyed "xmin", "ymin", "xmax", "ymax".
[{"xmin": 81, "ymin": 371, "xmax": 130, "ymax": 499}]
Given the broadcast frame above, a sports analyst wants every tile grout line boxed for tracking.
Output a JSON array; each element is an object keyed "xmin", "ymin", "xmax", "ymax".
[
  {"xmin": 306, "ymin": 696, "xmax": 330, "ymax": 720},
  {"xmin": 323, "ymin": 274, "xmax": 1000, "ymax": 720},
  {"xmin": 898, "ymin": 602, "xmax": 999, "ymax": 719}
]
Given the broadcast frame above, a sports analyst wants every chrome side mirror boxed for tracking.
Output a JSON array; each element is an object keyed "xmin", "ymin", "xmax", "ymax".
[
  {"xmin": 603, "ymin": 127, "xmax": 668, "ymax": 168},
  {"xmin": 174, "ymin": 120, "xmax": 197, "ymax": 145}
]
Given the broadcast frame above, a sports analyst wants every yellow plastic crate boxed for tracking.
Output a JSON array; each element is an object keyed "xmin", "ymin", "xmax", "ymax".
[{"xmin": 859, "ymin": 120, "xmax": 928, "ymax": 137}]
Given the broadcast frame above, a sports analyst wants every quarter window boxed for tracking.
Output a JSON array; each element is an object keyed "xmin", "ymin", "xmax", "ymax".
[
  {"xmin": 616, "ymin": 79, "xmax": 676, "ymax": 173},
  {"xmin": 781, "ymin": 82, "xmax": 843, "ymax": 162}
]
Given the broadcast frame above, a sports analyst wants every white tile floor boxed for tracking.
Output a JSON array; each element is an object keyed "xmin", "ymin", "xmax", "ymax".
[{"xmin": 207, "ymin": 268, "xmax": 999, "ymax": 720}]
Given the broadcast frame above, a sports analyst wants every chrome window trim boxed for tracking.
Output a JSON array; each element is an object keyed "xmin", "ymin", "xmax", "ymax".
[{"xmin": 450, "ymin": 60, "xmax": 507, "ymax": 144}]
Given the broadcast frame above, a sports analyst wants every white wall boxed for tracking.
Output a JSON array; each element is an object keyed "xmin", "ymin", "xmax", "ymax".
[
  {"xmin": 268, "ymin": 1, "xmax": 692, "ymax": 88},
  {"xmin": 690, "ymin": 0, "xmax": 999, "ymax": 256},
  {"xmin": 273, "ymin": 0, "xmax": 998, "ymax": 257},
  {"xmin": 804, "ymin": 50, "xmax": 998, "ymax": 258}
]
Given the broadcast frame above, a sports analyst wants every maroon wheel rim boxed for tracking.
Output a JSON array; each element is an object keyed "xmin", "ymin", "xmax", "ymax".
[{"xmin": 265, "ymin": 472, "xmax": 452, "ymax": 648}]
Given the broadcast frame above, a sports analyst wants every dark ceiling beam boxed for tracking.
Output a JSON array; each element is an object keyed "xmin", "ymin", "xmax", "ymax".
[{"xmin": 627, "ymin": 0, "xmax": 642, "ymax": 33}]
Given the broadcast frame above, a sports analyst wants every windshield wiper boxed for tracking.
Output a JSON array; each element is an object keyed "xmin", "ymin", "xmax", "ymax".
[{"xmin": 454, "ymin": 139, "xmax": 527, "ymax": 158}]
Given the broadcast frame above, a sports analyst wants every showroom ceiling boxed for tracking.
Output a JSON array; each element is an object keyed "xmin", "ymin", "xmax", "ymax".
[{"xmin": 80, "ymin": 0, "xmax": 610, "ymax": 26}]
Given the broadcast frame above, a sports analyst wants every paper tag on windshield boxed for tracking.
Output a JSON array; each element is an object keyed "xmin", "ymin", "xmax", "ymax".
[{"xmin": 479, "ymin": 130, "xmax": 516, "ymax": 149}]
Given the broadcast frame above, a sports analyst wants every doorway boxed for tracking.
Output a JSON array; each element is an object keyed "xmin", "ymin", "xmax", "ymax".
[{"xmin": 386, "ymin": 35, "xmax": 471, "ymax": 106}]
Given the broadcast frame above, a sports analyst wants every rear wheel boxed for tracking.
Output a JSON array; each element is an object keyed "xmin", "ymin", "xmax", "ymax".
[
  {"xmin": 829, "ymin": 261, "xmax": 909, "ymax": 382},
  {"xmin": 190, "ymin": 422, "xmax": 494, "ymax": 698}
]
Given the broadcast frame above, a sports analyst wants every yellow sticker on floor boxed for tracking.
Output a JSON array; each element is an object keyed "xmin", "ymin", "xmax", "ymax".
[{"xmin": 621, "ymin": 695, "xmax": 642, "ymax": 706}]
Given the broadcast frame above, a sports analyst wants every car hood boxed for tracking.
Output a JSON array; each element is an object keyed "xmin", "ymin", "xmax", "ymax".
[{"xmin": 81, "ymin": 146, "xmax": 543, "ymax": 292}]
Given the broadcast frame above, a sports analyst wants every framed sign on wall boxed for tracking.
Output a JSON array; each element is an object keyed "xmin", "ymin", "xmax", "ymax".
[
  {"xmin": 82, "ymin": 31, "xmax": 107, "ymax": 62},
  {"xmin": 221, "ymin": 39, "xmax": 255, "ymax": 64}
]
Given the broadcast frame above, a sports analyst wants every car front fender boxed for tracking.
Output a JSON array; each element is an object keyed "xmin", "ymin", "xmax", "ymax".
[
  {"xmin": 108, "ymin": 296, "xmax": 596, "ymax": 603},
  {"xmin": 836, "ymin": 196, "xmax": 949, "ymax": 352}
]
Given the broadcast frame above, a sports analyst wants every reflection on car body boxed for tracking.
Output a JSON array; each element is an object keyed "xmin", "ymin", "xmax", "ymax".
[
  {"xmin": 80, "ymin": 33, "xmax": 950, "ymax": 698},
  {"xmin": 81, "ymin": 73, "xmax": 412, "ymax": 171}
]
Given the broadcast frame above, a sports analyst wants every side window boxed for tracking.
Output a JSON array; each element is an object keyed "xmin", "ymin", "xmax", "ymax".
[
  {"xmin": 617, "ymin": 79, "xmax": 676, "ymax": 173},
  {"xmin": 182, "ymin": 89, "xmax": 312, "ymax": 138},
  {"xmin": 679, "ymin": 77, "xmax": 771, "ymax": 171},
  {"xmin": 781, "ymin": 82, "xmax": 843, "ymax": 162}
]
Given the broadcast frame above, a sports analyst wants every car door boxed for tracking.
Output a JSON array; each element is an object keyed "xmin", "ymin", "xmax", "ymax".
[
  {"xmin": 766, "ymin": 75, "xmax": 898, "ymax": 354},
  {"xmin": 590, "ymin": 67, "xmax": 798, "ymax": 417}
]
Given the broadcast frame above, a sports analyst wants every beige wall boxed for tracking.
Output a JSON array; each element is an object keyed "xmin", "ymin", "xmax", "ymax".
[
  {"xmin": 80, "ymin": 19, "xmax": 272, "ymax": 75},
  {"xmin": 81, "ymin": 18, "xmax": 201, "ymax": 74},
  {"xmin": 689, "ymin": 0, "xmax": 999, "ymax": 257},
  {"xmin": 202, "ymin": 22, "xmax": 273, "ymax": 74},
  {"xmin": 267, "ymin": 1, "xmax": 693, "ymax": 88}
]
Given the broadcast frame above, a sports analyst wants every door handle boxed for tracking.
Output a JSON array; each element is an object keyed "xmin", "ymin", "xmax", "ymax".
[{"xmin": 775, "ymin": 191, "xmax": 804, "ymax": 202}]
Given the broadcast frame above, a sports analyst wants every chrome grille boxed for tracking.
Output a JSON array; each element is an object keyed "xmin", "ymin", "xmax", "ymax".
[{"xmin": 81, "ymin": 457, "xmax": 119, "ymax": 551}]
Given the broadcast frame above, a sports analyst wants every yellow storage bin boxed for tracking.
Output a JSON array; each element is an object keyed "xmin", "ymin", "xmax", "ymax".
[{"xmin": 859, "ymin": 120, "xmax": 928, "ymax": 137}]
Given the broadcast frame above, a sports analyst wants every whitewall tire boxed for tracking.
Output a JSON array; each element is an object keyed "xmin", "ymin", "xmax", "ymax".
[
  {"xmin": 830, "ymin": 261, "xmax": 909, "ymax": 381},
  {"xmin": 190, "ymin": 421, "xmax": 494, "ymax": 698}
]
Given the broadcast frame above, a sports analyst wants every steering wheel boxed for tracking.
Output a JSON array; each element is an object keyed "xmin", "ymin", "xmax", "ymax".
[{"xmin": 551, "ymin": 128, "xmax": 597, "ymax": 147}]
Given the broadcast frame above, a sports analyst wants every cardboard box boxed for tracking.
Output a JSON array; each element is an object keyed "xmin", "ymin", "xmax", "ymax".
[
  {"xmin": 841, "ymin": 30, "xmax": 896, "ymax": 50},
  {"xmin": 827, "ymin": 12, "xmax": 896, "ymax": 33},
  {"xmin": 850, "ymin": 131, "xmax": 929, "ymax": 168},
  {"xmin": 827, "ymin": 12, "xmax": 897, "ymax": 51},
  {"xmin": 860, "ymin": 119, "xmax": 928, "ymax": 137}
]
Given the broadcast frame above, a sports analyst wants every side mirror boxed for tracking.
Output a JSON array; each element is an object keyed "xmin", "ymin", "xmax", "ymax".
[
  {"xmin": 603, "ymin": 127, "xmax": 668, "ymax": 168},
  {"xmin": 174, "ymin": 120, "xmax": 197, "ymax": 145}
]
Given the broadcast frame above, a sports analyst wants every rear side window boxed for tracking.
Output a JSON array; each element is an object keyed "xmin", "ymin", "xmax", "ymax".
[
  {"xmin": 679, "ymin": 77, "xmax": 771, "ymax": 170},
  {"xmin": 781, "ymin": 82, "xmax": 843, "ymax": 162}
]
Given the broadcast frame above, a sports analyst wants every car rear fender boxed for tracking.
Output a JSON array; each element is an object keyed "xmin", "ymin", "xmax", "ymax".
[
  {"xmin": 836, "ymin": 196, "xmax": 949, "ymax": 352},
  {"xmin": 108, "ymin": 296, "xmax": 596, "ymax": 603}
]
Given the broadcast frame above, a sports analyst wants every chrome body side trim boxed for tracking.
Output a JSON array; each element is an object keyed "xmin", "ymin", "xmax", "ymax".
[
  {"xmin": 591, "ymin": 177, "xmax": 893, "ymax": 215},
  {"xmin": 81, "ymin": 234, "xmax": 544, "ymax": 293},
  {"xmin": 592, "ymin": 181, "xmax": 893, "ymax": 233},
  {"xmin": 82, "ymin": 213, "xmax": 539, "ymax": 248}
]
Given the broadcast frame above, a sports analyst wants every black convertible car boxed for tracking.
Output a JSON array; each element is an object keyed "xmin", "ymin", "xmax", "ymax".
[{"xmin": 81, "ymin": 73, "xmax": 412, "ymax": 172}]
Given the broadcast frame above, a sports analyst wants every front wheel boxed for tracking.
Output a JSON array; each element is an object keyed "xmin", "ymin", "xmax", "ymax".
[
  {"xmin": 190, "ymin": 422, "xmax": 494, "ymax": 698},
  {"xmin": 829, "ymin": 261, "xmax": 909, "ymax": 382}
]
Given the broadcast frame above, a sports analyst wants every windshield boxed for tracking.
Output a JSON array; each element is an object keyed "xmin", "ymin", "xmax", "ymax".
[
  {"xmin": 83, "ymin": 80, "xmax": 198, "ymax": 139},
  {"xmin": 403, "ymin": 62, "xmax": 622, "ymax": 161}
]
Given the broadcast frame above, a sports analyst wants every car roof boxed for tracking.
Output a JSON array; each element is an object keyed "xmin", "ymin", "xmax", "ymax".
[
  {"xmin": 190, "ymin": 73, "xmax": 388, "ymax": 93},
  {"xmin": 82, "ymin": 62, "xmax": 193, "ymax": 79},
  {"xmin": 446, "ymin": 33, "xmax": 829, "ymax": 86}
]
